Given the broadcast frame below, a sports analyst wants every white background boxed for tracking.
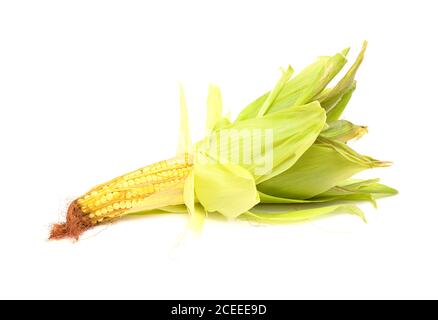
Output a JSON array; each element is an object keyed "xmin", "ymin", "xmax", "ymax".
[{"xmin": 0, "ymin": 0, "xmax": 437, "ymax": 299}]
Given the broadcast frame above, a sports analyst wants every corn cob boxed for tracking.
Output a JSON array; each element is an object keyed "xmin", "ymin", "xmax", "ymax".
[
  {"xmin": 50, "ymin": 155, "xmax": 192, "ymax": 239},
  {"xmin": 50, "ymin": 42, "xmax": 397, "ymax": 241}
]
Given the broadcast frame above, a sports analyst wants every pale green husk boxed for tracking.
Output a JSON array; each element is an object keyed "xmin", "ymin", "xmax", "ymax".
[{"xmin": 131, "ymin": 41, "xmax": 396, "ymax": 227}]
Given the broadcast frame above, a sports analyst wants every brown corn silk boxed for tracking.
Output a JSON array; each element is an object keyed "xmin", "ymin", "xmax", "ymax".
[{"xmin": 49, "ymin": 201, "xmax": 93, "ymax": 240}]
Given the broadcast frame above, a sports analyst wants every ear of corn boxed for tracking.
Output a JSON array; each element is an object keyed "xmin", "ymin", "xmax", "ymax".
[{"xmin": 52, "ymin": 41, "xmax": 397, "ymax": 240}]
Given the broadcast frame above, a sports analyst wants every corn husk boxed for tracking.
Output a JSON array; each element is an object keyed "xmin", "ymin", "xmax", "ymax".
[
  {"xmin": 241, "ymin": 204, "xmax": 367, "ymax": 224},
  {"xmin": 257, "ymin": 136, "xmax": 390, "ymax": 200},
  {"xmin": 138, "ymin": 41, "xmax": 395, "ymax": 225}
]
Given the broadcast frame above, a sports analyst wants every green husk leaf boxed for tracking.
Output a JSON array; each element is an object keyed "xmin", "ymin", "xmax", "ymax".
[
  {"xmin": 184, "ymin": 171, "xmax": 205, "ymax": 231},
  {"xmin": 316, "ymin": 136, "xmax": 390, "ymax": 167},
  {"xmin": 326, "ymin": 81, "xmax": 356, "ymax": 122},
  {"xmin": 257, "ymin": 136, "xmax": 389, "ymax": 199},
  {"xmin": 317, "ymin": 41, "xmax": 367, "ymax": 111},
  {"xmin": 194, "ymin": 153, "xmax": 259, "ymax": 218},
  {"xmin": 206, "ymin": 84, "xmax": 223, "ymax": 131},
  {"xmin": 158, "ymin": 205, "xmax": 189, "ymax": 213},
  {"xmin": 236, "ymin": 49, "xmax": 349, "ymax": 121},
  {"xmin": 357, "ymin": 182, "xmax": 398, "ymax": 197},
  {"xmin": 259, "ymin": 178, "xmax": 396, "ymax": 207},
  {"xmin": 177, "ymin": 85, "xmax": 192, "ymax": 156},
  {"xmin": 316, "ymin": 179, "xmax": 398, "ymax": 208},
  {"xmin": 257, "ymin": 66, "xmax": 294, "ymax": 117},
  {"xmin": 321, "ymin": 178, "xmax": 398, "ymax": 198},
  {"xmin": 198, "ymin": 101, "xmax": 326, "ymax": 183},
  {"xmin": 241, "ymin": 203, "xmax": 366, "ymax": 224},
  {"xmin": 321, "ymin": 119, "xmax": 368, "ymax": 142},
  {"xmin": 258, "ymin": 191, "xmax": 329, "ymax": 204}
]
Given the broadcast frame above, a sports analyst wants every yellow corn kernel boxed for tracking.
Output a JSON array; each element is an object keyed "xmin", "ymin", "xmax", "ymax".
[{"xmin": 77, "ymin": 155, "xmax": 192, "ymax": 222}]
